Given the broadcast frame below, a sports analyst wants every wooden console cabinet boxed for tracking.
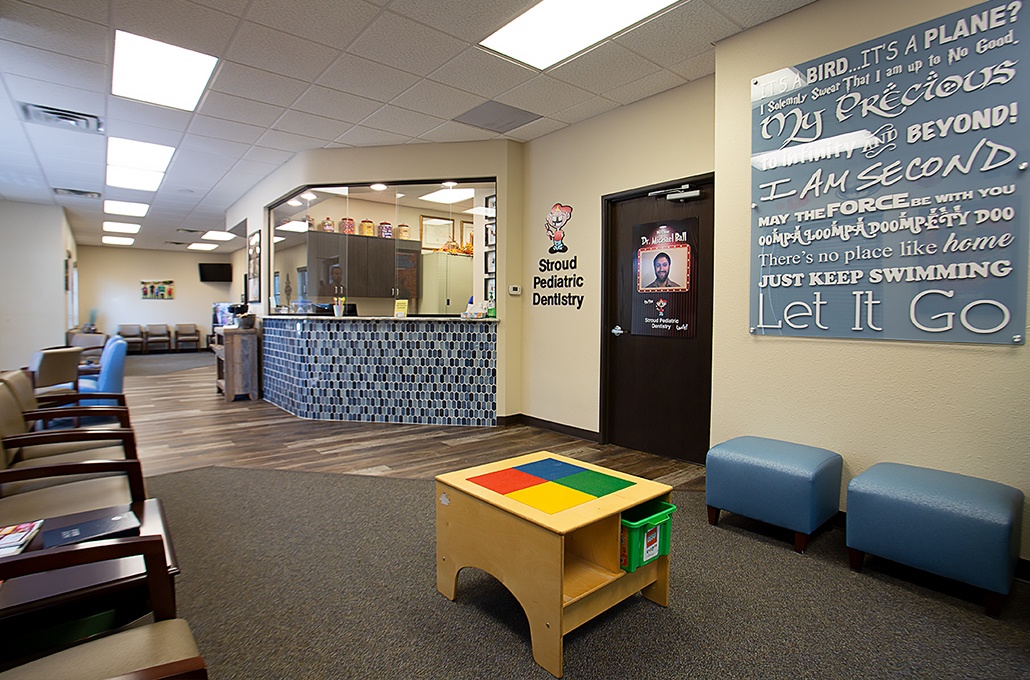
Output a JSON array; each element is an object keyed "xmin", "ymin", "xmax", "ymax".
[{"xmin": 213, "ymin": 327, "xmax": 258, "ymax": 402}]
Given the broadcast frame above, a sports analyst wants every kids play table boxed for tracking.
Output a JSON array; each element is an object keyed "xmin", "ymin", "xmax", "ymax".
[{"xmin": 435, "ymin": 451, "xmax": 674, "ymax": 678}]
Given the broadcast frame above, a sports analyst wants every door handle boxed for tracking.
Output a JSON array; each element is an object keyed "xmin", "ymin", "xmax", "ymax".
[{"xmin": 611, "ymin": 325, "xmax": 625, "ymax": 336}]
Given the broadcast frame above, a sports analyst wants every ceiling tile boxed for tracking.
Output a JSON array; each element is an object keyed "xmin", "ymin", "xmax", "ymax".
[
  {"xmin": 603, "ymin": 69, "xmax": 687, "ymax": 105},
  {"xmin": 391, "ymin": 80, "xmax": 487, "ymax": 120},
  {"xmin": 178, "ymin": 133, "xmax": 251, "ymax": 159},
  {"xmin": 0, "ymin": 1, "xmax": 108, "ymax": 62},
  {"xmin": 418, "ymin": 120, "xmax": 498, "ymax": 143},
  {"xmin": 256, "ymin": 128, "xmax": 330, "ymax": 152},
  {"xmin": 189, "ymin": 0, "xmax": 250, "ymax": 14},
  {"xmin": 706, "ymin": 0, "xmax": 817, "ymax": 29},
  {"xmin": 496, "ymin": 75, "xmax": 594, "ymax": 117},
  {"xmin": 0, "ymin": 41, "xmax": 107, "ymax": 93},
  {"xmin": 4, "ymin": 74, "xmax": 106, "ymax": 115},
  {"xmin": 386, "ymin": 0, "xmax": 538, "ymax": 42},
  {"xmin": 209, "ymin": 61, "xmax": 310, "ymax": 107},
  {"xmin": 243, "ymin": 145, "xmax": 295, "ymax": 165},
  {"xmin": 107, "ymin": 96, "xmax": 193, "ymax": 132},
  {"xmin": 502, "ymin": 117, "xmax": 568, "ymax": 142},
  {"xmin": 430, "ymin": 48, "xmax": 537, "ymax": 100},
  {"xmin": 230, "ymin": 158, "xmax": 281, "ymax": 177},
  {"xmin": 187, "ymin": 115, "xmax": 266, "ymax": 144},
  {"xmin": 292, "ymin": 85, "xmax": 383, "ymax": 124},
  {"xmin": 347, "ymin": 12, "xmax": 466, "ymax": 77},
  {"xmin": 552, "ymin": 96, "xmax": 620, "ymax": 125},
  {"xmin": 103, "ymin": 118, "xmax": 184, "ymax": 146},
  {"xmin": 615, "ymin": 2, "xmax": 739, "ymax": 66},
  {"xmin": 272, "ymin": 110, "xmax": 353, "ymax": 141},
  {"xmin": 226, "ymin": 21, "xmax": 340, "ymax": 81},
  {"xmin": 335, "ymin": 125, "xmax": 411, "ymax": 147},
  {"xmin": 197, "ymin": 90, "xmax": 286, "ymax": 128},
  {"xmin": 246, "ymin": 0, "xmax": 381, "ymax": 47},
  {"xmin": 550, "ymin": 41, "xmax": 660, "ymax": 95},
  {"xmin": 24, "ymin": 126, "xmax": 106, "ymax": 160},
  {"xmin": 317, "ymin": 54, "xmax": 421, "ymax": 103},
  {"xmin": 112, "ymin": 0, "xmax": 239, "ymax": 57},
  {"xmin": 668, "ymin": 49, "xmax": 716, "ymax": 82},
  {"xmin": 16, "ymin": 0, "xmax": 109, "ymax": 24},
  {"xmin": 361, "ymin": 105, "xmax": 446, "ymax": 137}
]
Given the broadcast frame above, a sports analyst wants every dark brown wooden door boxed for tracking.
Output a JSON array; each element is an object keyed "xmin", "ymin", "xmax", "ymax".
[{"xmin": 601, "ymin": 175, "xmax": 714, "ymax": 463}]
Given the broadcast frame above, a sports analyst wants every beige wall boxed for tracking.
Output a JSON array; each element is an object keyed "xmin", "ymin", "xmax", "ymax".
[
  {"xmin": 77, "ymin": 245, "xmax": 235, "ymax": 340},
  {"xmin": 714, "ymin": 0, "xmax": 1030, "ymax": 554},
  {"xmin": 519, "ymin": 79, "xmax": 716, "ymax": 432},
  {"xmin": 0, "ymin": 200, "xmax": 73, "ymax": 368}
]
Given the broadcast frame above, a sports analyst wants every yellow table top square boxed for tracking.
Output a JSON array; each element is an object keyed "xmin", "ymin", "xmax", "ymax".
[{"xmin": 506, "ymin": 481, "xmax": 597, "ymax": 514}]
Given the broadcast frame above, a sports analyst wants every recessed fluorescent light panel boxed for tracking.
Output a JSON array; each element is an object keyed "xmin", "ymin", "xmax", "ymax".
[
  {"xmin": 106, "ymin": 137, "xmax": 175, "ymax": 191},
  {"xmin": 419, "ymin": 188, "xmax": 476, "ymax": 204},
  {"xmin": 112, "ymin": 31, "xmax": 217, "ymax": 111},
  {"xmin": 202, "ymin": 231, "xmax": 236, "ymax": 241},
  {"xmin": 102, "ymin": 235, "xmax": 135, "ymax": 246},
  {"xmin": 103, "ymin": 221, "xmax": 141, "ymax": 234},
  {"xmin": 188, "ymin": 243, "xmax": 219, "ymax": 251},
  {"xmin": 104, "ymin": 199, "xmax": 149, "ymax": 217},
  {"xmin": 481, "ymin": 0, "xmax": 679, "ymax": 70}
]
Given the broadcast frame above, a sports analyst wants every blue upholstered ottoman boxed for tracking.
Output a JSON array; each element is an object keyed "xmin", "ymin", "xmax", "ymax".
[
  {"xmin": 706, "ymin": 436, "xmax": 843, "ymax": 553},
  {"xmin": 847, "ymin": 462, "xmax": 1024, "ymax": 616}
]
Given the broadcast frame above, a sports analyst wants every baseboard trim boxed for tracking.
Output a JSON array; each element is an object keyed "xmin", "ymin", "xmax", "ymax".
[{"xmin": 496, "ymin": 413, "xmax": 600, "ymax": 443}]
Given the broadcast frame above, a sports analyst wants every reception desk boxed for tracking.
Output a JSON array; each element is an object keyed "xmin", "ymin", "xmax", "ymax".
[{"xmin": 262, "ymin": 316, "xmax": 498, "ymax": 427}]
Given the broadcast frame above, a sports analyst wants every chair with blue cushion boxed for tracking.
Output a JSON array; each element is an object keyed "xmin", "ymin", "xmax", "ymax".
[{"xmin": 78, "ymin": 337, "xmax": 128, "ymax": 407}]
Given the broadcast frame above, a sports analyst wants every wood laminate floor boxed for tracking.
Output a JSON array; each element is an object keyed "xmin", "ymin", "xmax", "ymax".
[{"xmin": 126, "ymin": 354, "xmax": 706, "ymax": 490}]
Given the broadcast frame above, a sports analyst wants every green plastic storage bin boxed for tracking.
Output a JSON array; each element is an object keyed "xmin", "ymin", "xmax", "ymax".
[{"xmin": 620, "ymin": 499, "xmax": 677, "ymax": 572}]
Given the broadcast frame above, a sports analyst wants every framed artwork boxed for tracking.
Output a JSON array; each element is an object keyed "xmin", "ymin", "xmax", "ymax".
[
  {"xmin": 460, "ymin": 220, "xmax": 473, "ymax": 247},
  {"xmin": 142, "ymin": 280, "xmax": 174, "ymax": 299},
  {"xmin": 247, "ymin": 231, "xmax": 261, "ymax": 302},
  {"xmin": 485, "ymin": 194, "xmax": 496, "ymax": 216},
  {"xmin": 485, "ymin": 222, "xmax": 496, "ymax": 247},
  {"xmin": 421, "ymin": 215, "xmax": 454, "ymax": 250},
  {"xmin": 485, "ymin": 276, "xmax": 496, "ymax": 301},
  {"xmin": 485, "ymin": 249, "xmax": 496, "ymax": 274}
]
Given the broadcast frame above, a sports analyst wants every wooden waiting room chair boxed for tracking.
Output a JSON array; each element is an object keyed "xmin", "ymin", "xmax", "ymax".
[
  {"xmin": 0, "ymin": 381, "xmax": 138, "ymax": 496},
  {"xmin": 174, "ymin": 324, "xmax": 201, "ymax": 352},
  {"xmin": 0, "ymin": 369, "xmax": 130, "ymax": 431},
  {"xmin": 68, "ymin": 333, "xmax": 108, "ymax": 365},
  {"xmin": 0, "ymin": 456, "xmax": 147, "ymax": 526},
  {"xmin": 145, "ymin": 324, "xmax": 172, "ymax": 353},
  {"xmin": 117, "ymin": 324, "xmax": 145, "ymax": 354},
  {"xmin": 26, "ymin": 346, "xmax": 83, "ymax": 395},
  {"xmin": 0, "ymin": 535, "xmax": 207, "ymax": 679}
]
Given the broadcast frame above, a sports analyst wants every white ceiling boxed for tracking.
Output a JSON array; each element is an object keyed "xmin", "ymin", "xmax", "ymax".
[{"xmin": 0, "ymin": 0, "xmax": 814, "ymax": 252}]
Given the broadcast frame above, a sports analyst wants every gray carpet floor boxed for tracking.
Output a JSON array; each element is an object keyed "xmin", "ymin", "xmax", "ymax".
[{"xmin": 148, "ymin": 467, "xmax": 1030, "ymax": 679}]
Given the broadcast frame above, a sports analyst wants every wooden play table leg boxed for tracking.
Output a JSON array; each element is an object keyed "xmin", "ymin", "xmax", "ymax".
[{"xmin": 436, "ymin": 482, "xmax": 567, "ymax": 677}]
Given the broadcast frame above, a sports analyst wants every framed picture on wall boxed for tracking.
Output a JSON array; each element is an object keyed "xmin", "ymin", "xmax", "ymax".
[
  {"xmin": 485, "ymin": 222, "xmax": 496, "ymax": 247},
  {"xmin": 485, "ymin": 276, "xmax": 496, "ymax": 301},
  {"xmin": 247, "ymin": 231, "xmax": 261, "ymax": 303},
  {"xmin": 485, "ymin": 249, "xmax": 496, "ymax": 274},
  {"xmin": 485, "ymin": 194, "xmax": 496, "ymax": 218}
]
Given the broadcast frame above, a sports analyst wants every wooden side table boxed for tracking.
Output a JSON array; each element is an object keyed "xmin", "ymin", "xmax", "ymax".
[
  {"xmin": 213, "ymin": 327, "xmax": 258, "ymax": 401},
  {"xmin": 435, "ymin": 451, "xmax": 673, "ymax": 678}
]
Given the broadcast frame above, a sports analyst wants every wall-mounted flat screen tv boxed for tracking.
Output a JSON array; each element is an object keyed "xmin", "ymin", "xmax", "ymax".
[{"xmin": 199, "ymin": 263, "xmax": 233, "ymax": 282}]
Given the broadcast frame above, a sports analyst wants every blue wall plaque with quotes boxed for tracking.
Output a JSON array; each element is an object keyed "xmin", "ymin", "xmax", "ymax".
[{"xmin": 751, "ymin": 0, "xmax": 1028, "ymax": 345}]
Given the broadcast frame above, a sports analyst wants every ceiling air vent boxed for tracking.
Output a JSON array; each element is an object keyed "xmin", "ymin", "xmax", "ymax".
[
  {"xmin": 20, "ymin": 103, "xmax": 105, "ymax": 134},
  {"xmin": 165, "ymin": 241, "xmax": 191, "ymax": 246},
  {"xmin": 53, "ymin": 188, "xmax": 101, "ymax": 199}
]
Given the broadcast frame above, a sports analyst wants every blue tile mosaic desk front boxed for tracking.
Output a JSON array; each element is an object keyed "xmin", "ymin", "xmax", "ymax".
[{"xmin": 262, "ymin": 316, "xmax": 497, "ymax": 426}]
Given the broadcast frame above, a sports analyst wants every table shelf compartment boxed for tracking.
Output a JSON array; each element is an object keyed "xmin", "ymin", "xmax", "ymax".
[{"xmin": 562, "ymin": 554, "xmax": 622, "ymax": 605}]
